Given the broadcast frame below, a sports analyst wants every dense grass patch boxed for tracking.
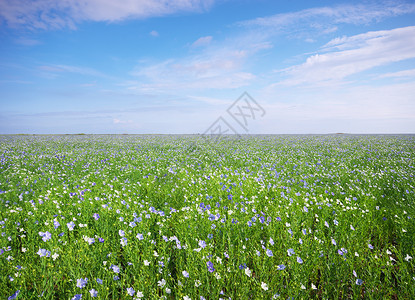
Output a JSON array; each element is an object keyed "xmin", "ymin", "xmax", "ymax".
[{"xmin": 1, "ymin": 134, "xmax": 414, "ymax": 299}]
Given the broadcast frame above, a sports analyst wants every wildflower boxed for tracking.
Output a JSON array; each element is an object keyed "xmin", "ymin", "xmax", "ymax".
[
  {"xmin": 261, "ymin": 282, "xmax": 268, "ymax": 290},
  {"xmin": 136, "ymin": 291, "xmax": 144, "ymax": 298},
  {"xmin": 269, "ymin": 237, "xmax": 274, "ymax": 245},
  {"xmin": 166, "ymin": 288, "xmax": 171, "ymax": 294},
  {"xmin": 37, "ymin": 248, "xmax": 51, "ymax": 257},
  {"xmin": 266, "ymin": 249, "xmax": 273, "ymax": 257},
  {"xmin": 277, "ymin": 264, "xmax": 286, "ymax": 270},
  {"xmin": 136, "ymin": 233, "xmax": 144, "ymax": 240},
  {"xmin": 297, "ymin": 256, "xmax": 303, "ymax": 264},
  {"xmin": 76, "ymin": 278, "xmax": 88, "ymax": 289},
  {"xmin": 89, "ymin": 289, "xmax": 98, "ymax": 297},
  {"xmin": 350, "ymin": 225, "xmax": 355, "ymax": 231},
  {"xmin": 182, "ymin": 270, "xmax": 189, "ymax": 278},
  {"xmin": 198, "ymin": 240, "xmax": 207, "ymax": 248},
  {"xmin": 8, "ymin": 290, "xmax": 20, "ymax": 300},
  {"xmin": 207, "ymin": 261, "xmax": 215, "ymax": 273},
  {"xmin": 97, "ymin": 278, "xmax": 103, "ymax": 284},
  {"xmin": 287, "ymin": 248, "xmax": 295, "ymax": 256},
  {"xmin": 214, "ymin": 273, "xmax": 221, "ymax": 279},
  {"xmin": 71, "ymin": 295, "xmax": 82, "ymax": 300},
  {"xmin": 368, "ymin": 244, "xmax": 374, "ymax": 250},
  {"xmin": 303, "ymin": 206, "xmax": 308, "ymax": 213},
  {"xmin": 120, "ymin": 237, "xmax": 128, "ymax": 247},
  {"xmin": 119, "ymin": 230, "xmax": 125, "ymax": 237},
  {"xmin": 111, "ymin": 265, "xmax": 120, "ymax": 273},
  {"xmin": 324, "ymin": 221, "xmax": 329, "ymax": 228},
  {"xmin": 158, "ymin": 279, "xmax": 166, "ymax": 287},
  {"xmin": 331, "ymin": 238, "xmax": 336, "ymax": 246},
  {"xmin": 144, "ymin": 260, "xmax": 150, "ymax": 266},
  {"xmin": 353, "ymin": 270, "xmax": 357, "ymax": 277},
  {"xmin": 195, "ymin": 280, "xmax": 201, "ymax": 287},
  {"xmin": 256, "ymin": 250, "xmax": 261, "ymax": 256},
  {"xmin": 245, "ymin": 267, "xmax": 252, "ymax": 277},
  {"xmin": 301, "ymin": 284, "xmax": 306, "ymax": 289},
  {"xmin": 311, "ymin": 283, "xmax": 317, "ymax": 289},
  {"xmin": 52, "ymin": 253, "xmax": 59, "ymax": 260},
  {"xmin": 184, "ymin": 296, "xmax": 191, "ymax": 300},
  {"xmin": 113, "ymin": 276, "xmax": 119, "ymax": 280},
  {"xmin": 356, "ymin": 279, "xmax": 363, "ymax": 285},
  {"xmin": 67, "ymin": 221, "xmax": 75, "ymax": 231},
  {"xmin": 54, "ymin": 220, "xmax": 60, "ymax": 229},
  {"xmin": 405, "ymin": 254, "xmax": 412, "ymax": 261},
  {"xmin": 39, "ymin": 231, "xmax": 52, "ymax": 242},
  {"xmin": 127, "ymin": 287, "xmax": 135, "ymax": 296},
  {"xmin": 93, "ymin": 213, "xmax": 100, "ymax": 220}
]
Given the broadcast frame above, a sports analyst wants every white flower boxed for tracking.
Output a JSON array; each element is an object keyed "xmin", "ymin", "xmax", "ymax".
[
  {"xmin": 195, "ymin": 280, "xmax": 201, "ymax": 287},
  {"xmin": 158, "ymin": 279, "xmax": 166, "ymax": 288},
  {"xmin": 21, "ymin": 248, "xmax": 26, "ymax": 252},
  {"xmin": 154, "ymin": 251, "xmax": 159, "ymax": 257},
  {"xmin": 183, "ymin": 296, "xmax": 191, "ymax": 300},
  {"xmin": 355, "ymin": 252, "xmax": 359, "ymax": 257},
  {"xmin": 214, "ymin": 273, "xmax": 221, "ymax": 280},
  {"xmin": 301, "ymin": 284, "xmax": 306, "ymax": 289},
  {"xmin": 144, "ymin": 260, "xmax": 150, "ymax": 266},
  {"xmin": 52, "ymin": 253, "xmax": 59, "ymax": 260},
  {"xmin": 405, "ymin": 254, "xmax": 412, "ymax": 261},
  {"xmin": 245, "ymin": 268, "xmax": 252, "ymax": 277},
  {"xmin": 136, "ymin": 290, "xmax": 144, "ymax": 298},
  {"xmin": 261, "ymin": 282, "xmax": 268, "ymax": 291},
  {"xmin": 165, "ymin": 288, "xmax": 171, "ymax": 294},
  {"xmin": 311, "ymin": 283, "xmax": 317, "ymax": 290}
]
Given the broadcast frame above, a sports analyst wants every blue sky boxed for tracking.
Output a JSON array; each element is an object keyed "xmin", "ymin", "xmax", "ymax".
[{"xmin": 1, "ymin": 0, "xmax": 415, "ymax": 134}]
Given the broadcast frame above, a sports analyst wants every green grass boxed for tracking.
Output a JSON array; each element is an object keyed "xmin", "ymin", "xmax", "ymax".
[{"xmin": 0, "ymin": 134, "xmax": 414, "ymax": 299}]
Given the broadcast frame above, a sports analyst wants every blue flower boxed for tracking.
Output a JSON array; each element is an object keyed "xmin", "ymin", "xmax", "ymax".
[
  {"xmin": 8, "ymin": 290, "xmax": 20, "ymax": 300},
  {"xmin": 266, "ymin": 249, "xmax": 273, "ymax": 257},
  {"xmin": 39, "ymin": 231, "xmax": 52, "ymax": 242},
  {"xmin": 89, "ymin": 289, "xmax": 98, "ymax": 297},
  {"xmin": 207, "ymin": 261, "xmax": 215, "ymax": 273},
  {"xmin": 67, "ymin": 221, "xmax": 75, "ymax": 231},
  {"xmin": 198, "ymin": 240, "xmax": 207, "ymax": 248},
  {"xmin": 356, "ymin": 279, "xmax": 363, "ymax": 285},
  {"xmin": 127, "ymin": 287, "xmax": 135, "ymax": 296},
  {"xmin": 93, "ymin": 213, "xmax": 100, "ymax": 220},
  {"xmin": 97, "ymin": 278, "xmax": 103, "ymax": 284},
  {"xmin": 277, "ymin": 264, "xmax": 286, "ymax": 270},
  {"xmin": 76, "ymin": 277, "xmax": 88, "ymax": 289},
  {"xmin": 297, "ymin": 256, "xmax": 303, "ymax": 264},
  {"xmin": 182, "ymin": 270, "xmax": 190, "ymax": 278},
  {"xmin": 111, "ymin": 264, "xmax": 120, "ymax": 273},
  {"xmin": 71, "ymin": 294, "xmax": 82, "ymax": 300}
]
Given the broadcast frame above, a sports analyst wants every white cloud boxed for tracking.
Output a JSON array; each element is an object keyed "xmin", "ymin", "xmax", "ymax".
[
  {"xmin": 379, "ymin": 68, "xmax": 415, "ymax": 79},
  {"xmin": 38, "ymin": 64, "xmax": 110, "ymax": 78},
  {"xmin": 149, "ymin": 30, "xmax": 159, "ymax": 37},
  {"xmin": 276, "ymin": 26, "xmax": 415, "ymax": 86},
  {"xmin": 128, "ymin": 32, "xmax": 270, "ymax": 92},
  {"xmin": 238, "ymin": 2, "xmax": 415, "ymax": 39},
  {"xmin": 191, "ymin": 36, "xmax": 212, "ymax": 48},
  {"xmin": 0, "ymin": 0, "xmax": 215, "ymax": 30}
]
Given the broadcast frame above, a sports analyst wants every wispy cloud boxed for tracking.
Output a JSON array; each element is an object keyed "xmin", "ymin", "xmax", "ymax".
[
  {"xmin": 129, "ymin": 32, "xmax": 271, "ymax": 92},
  {"xmin": 38, "ymin": 64, "xmax": 110, "ymax": 78},
  {"xmin": 149, "ymin": 30, "xmax": 159, "ymax": 37},
  {"xmin": 378, "ymin": 68, "xmax": 415, "ymax": 79},
  {"xmin": 191, "ymin": 36, "xmax": 213, "ymax": 48},
  {"xmin": 238, "ymin": 2, "xmax": 415, "ymax": 39},
  {"xmin": 275, "ymin": 26, "xmax": 415, "ymax": 86},
  {"xmin": 0, "ymin": 0, "xmax": 216, "ymax": 30}
]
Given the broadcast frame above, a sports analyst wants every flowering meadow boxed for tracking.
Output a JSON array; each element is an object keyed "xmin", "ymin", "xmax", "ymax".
[{"xmin": 1, "ymin": 134, "xmax": 414, "ymax": 299}]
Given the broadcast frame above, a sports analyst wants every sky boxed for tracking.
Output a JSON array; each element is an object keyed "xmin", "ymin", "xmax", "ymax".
[{"xmin": 0, "ymin": 0, "xmax": 415, "ymax": 134}]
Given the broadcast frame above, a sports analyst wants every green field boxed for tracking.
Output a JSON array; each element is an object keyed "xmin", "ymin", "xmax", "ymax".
[{"xmin": 1, "ymin": 134, "xmax": 414, "ymax": 299}]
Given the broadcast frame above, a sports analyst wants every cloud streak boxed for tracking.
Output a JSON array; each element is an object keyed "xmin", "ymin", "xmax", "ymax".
[
  {"xmin": 276, "ymin": 26, "xmax": 415, "ymax": 86},
  {"xmin": 0, "ymin": 0, "xmax": 215, "ymax": 30}
]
